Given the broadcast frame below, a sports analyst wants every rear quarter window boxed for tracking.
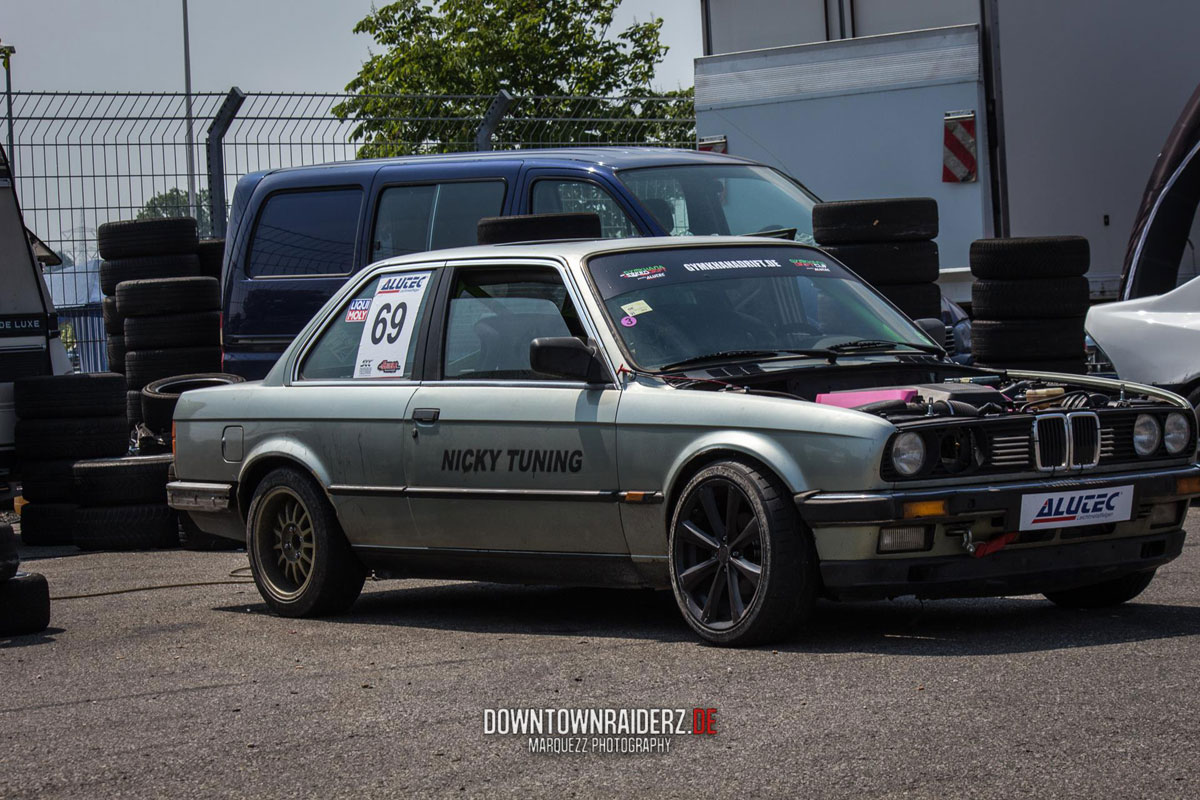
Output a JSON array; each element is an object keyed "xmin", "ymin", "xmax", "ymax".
[{"xmin": 247, "ymin": 188, "xmax": 363, "ymax": 277}]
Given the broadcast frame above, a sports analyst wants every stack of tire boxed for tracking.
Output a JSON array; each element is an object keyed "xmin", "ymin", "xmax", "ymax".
[
  {"xmin": 969, "ymin": 236, "xmax": 1090, "ymax": 374},
  {"xmin": 13, "ymin": 373, "xmax": 129, "ymax": 547},
  {"xmin": 813, "ymin": 197, "xmax": 942, "ymax": 321},
  {"xmin": 144, "ymin": 373, "xmax": 246, "ymax": 551},
  {"xmin": 1, "ymin": 522, "xmax": 50, "ymax": 636},
  {"xmin": 71, "ymin": 454, "xmax": 179, "ymax": 550},
  {"xmin": 96, "ymin": 218, "xmax": 225, "ymax": 428}
]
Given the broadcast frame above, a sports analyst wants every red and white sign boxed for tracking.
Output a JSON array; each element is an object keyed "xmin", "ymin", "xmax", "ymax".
[{"xmin": 943, "ymin": 111, "xmax": 977, "ymax": 182}]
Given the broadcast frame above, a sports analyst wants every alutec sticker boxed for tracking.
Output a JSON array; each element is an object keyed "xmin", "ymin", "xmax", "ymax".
[{"xmin": 1018, "ymin": 485, "xmax": 1134, "ymax": 530}]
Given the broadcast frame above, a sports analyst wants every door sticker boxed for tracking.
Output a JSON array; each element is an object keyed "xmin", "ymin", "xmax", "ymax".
[{"xmin": 354, "ymin": 271, "xmax": 432, "ymax": 378}]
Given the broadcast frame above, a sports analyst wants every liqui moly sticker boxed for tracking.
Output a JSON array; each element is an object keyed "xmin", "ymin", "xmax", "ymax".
[{"xmin": 1018, "ymin": 485, "xmax": 1134, "ymax": 530}]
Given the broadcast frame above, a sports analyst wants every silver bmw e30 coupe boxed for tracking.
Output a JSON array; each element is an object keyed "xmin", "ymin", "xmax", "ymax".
[{"xmin": 168, "ymin": 235, "xmax": 1200, "ymax": 646}]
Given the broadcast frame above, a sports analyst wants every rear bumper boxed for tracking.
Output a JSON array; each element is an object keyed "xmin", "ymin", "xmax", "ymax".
[
  {"xmin": 167, "ymin": 480, "xmax": 235, "ymax": 513},
  {"xmin": 821, "ymin": 529, "xmax": 1183, "ymax": 601}
]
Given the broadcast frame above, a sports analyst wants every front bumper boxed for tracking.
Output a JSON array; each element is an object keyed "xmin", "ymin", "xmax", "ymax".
[{"xmin": 796, "ymin": 463, "xmax": 1200, "ymax": 600}]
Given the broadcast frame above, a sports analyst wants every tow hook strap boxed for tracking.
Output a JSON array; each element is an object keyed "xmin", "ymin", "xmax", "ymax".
[{"xmin": 970, "ymin": 531, "xmax": 1018, "ymax": 559}]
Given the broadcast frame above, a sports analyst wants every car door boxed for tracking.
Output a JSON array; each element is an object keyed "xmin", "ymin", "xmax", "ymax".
[
  {"xmin": 404, "ymin": 258, "xmax": 626, "ymax": 554},
  {"xmin": 288, "ymin": 263, "xmax": 444, "ymax": 548}
]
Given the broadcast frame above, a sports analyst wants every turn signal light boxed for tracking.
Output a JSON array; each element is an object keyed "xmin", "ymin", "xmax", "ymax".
[
  {"xmin": 1176, "ymin": 476, "xmax": 1200, "ymax": 495},
  {"xmin": 902, "ymin": 499, "xmax": 947, "ymax": 519}
]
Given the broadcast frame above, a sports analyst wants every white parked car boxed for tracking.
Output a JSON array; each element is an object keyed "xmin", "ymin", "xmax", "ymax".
[{"xmin": 1086, "ymin": 277, "xmax": 1200, "ymax": 406}]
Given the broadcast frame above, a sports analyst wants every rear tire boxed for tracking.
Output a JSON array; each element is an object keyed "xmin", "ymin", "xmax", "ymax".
[
  {"xmin": 668, "ymin": 461, "xmax": 818, "ymax": 646},
  {"xmin": 1043, "ymin": 570, "xmax": 1156, "ymax": 608},
  {"xmin": 246, "ymin": 467, "xmax": 365, "ymax": 617}
]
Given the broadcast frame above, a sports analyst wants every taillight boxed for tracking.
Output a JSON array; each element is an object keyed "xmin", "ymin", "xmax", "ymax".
[
  {"xmin": 219, "ymin": 312, "xmax": 225, "ymax": 372},
  {"xmin": 172, "ymin": 421, "xmax": 177, "ymax": 456}
]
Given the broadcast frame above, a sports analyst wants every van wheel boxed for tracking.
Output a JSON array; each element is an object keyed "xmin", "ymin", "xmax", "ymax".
[
  {"xmin": 246, "ymin": 467, "xmax": 365, "ymax": 617},
  {"xmin": 1043, "ymin": 570, "xmax": 1156, "ymax": 608},
  {"xmin": 668, "ymin": 461, "xmax": 818, "ymax": 647}
]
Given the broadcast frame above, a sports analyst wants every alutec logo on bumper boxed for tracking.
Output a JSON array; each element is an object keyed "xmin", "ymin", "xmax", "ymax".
[{"xmin": 1018, "ymin": 485, "xmax": 1134, "ymax": 530}]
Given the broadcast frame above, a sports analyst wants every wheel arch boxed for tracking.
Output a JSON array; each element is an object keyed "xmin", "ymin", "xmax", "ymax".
[
  {"xmin": 661, "ymin": 434, "xmax": 809, "ymax": 526},
  {"xmin": 236, "ymin": 446, "xmax": 333, "ymax": 521}
]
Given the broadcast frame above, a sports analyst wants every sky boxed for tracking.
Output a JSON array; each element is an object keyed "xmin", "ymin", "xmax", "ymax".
[{"xmin": 2, "ymin": 0, "xmax": 703, "ymax": 93}]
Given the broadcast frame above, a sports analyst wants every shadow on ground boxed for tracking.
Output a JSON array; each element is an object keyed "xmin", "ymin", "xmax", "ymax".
[{"xmin": 215, "ymin": 580, "xmax": 1200, "ymax": 655}]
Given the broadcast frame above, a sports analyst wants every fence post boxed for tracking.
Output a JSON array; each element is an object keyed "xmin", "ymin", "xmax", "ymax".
[
  {"xmin": 474, "ymin": 89, "xmax": 514, "ymax": 151},
  {"xmin": 206, "ymin": 86, "xmax": 246, "ymax": 239}
]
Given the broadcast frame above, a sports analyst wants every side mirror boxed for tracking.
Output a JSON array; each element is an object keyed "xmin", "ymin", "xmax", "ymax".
[
  {"xmin": 530, "ymin": 337, "xmax": 608, "ymax": 383},
  {"xmin": 914, "ymin": 317, "xmax": 948, "ymax": 349}
]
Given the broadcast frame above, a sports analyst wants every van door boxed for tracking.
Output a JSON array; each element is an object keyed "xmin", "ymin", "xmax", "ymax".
[{"xmin": 0, "ymin": 144, "xmax": 54, "ymax": 488}]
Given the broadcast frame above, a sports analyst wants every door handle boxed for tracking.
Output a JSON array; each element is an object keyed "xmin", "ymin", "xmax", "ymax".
[{"xmin": 413, "ymin": 407, "xmax": 441, "ymax": 423}]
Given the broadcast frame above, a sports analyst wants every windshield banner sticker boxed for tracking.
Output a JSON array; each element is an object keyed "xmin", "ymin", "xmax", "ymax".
[
  {"xmin": 620, "ymin": 265, "xmax": 667, "ymax": 281},
  {"xmin": 353, "ymin": 271, "xmax": 432, "ymax": 379},
  {"xmin": 589, "ymin": 245, "xmax": 850, "ymax": 299},
  {"xmin": 789, "ymin": 258, "xmax": 830, "ymax": 272},
  {"xmin": 682, "ymin": 258, "xmax": 782, "ymax": 272}
]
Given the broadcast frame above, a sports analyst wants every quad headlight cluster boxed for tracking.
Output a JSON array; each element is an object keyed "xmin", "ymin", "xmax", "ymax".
[{"xmin": 1134, "ymin": 412, "xmax": 1192, "ymax": 456}]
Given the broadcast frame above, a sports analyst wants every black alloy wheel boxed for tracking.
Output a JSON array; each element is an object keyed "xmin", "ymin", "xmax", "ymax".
[{"xmin": 669, "ymin": 461, "xmax": 818, "ymax": 646}]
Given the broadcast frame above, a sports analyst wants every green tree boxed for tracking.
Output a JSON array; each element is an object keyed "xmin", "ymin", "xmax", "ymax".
[
  {"xmin": 334, "ymin": 0, "xmax": 694, "ymax": 157},
  {"xmin": 137, "ymin": 187, "xmax": 212, "ymax": 238}
]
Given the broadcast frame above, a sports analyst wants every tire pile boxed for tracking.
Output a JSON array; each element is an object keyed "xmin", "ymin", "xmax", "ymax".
[
  {"xmin": 969, "ymin": 236, "xmax": 1090, "ymax": 374},
  {"xmin": 14, "ymin": 373, "xmax": 129, "ymax": 547},
  {"xmin": 96, "ymin": 217, "xmax": 223, "ymax": 427},
  {"xmin": 813, "ymin": 197, "xmax": 942, "ymax": 321},
  {"xmin": 1, "ymin": 523, "xmax": 50, "ymax": 636}
]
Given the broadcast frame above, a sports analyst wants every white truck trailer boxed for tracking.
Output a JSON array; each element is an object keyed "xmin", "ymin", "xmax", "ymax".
[{"xmin": 694, "ymin": 0, "xmax": 1200, "ymax": 302}]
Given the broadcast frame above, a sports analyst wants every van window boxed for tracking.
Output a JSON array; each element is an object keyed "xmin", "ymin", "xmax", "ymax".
[
  {"xmin": 373, "ymin": 181, "xmax": 507, "ymax": 260},
  {"xmin": 247, "ymin": 188, "xmax": 363, "ymax": 277},
  {"xmin": 530, "ymin": 179, "xmax": 637, "ymax": 239}
]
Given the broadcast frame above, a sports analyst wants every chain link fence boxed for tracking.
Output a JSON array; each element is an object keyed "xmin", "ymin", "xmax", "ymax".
[{"xmin": 8, "ymin": 90, "xmax": 695, "ymax": 370}]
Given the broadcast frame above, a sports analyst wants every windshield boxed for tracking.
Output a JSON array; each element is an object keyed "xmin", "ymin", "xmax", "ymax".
[
  {"xmin": 618, "ymin": 165, "xmax": 818, "ymax": 243},
  {"xmin": 587, "ymin": 245, "xmax": 934, "ymax": 371}
]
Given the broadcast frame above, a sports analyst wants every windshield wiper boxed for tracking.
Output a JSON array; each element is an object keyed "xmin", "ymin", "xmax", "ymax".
[
  {"xmin": 660, "ymin": 349, "xmax": 831, "ymax": 371},
  {"xmin": 824, "ymin": 339, "xmax": 944, "ymax": 355}
]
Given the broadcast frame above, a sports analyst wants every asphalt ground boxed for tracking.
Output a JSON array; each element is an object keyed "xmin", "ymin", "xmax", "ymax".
[{"xmin": 4, "ymin": 511, "xmax": 1200, "ymax": 799}]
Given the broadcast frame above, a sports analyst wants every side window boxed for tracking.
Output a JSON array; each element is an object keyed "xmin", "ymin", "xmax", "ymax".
[
  {"xmin": 372, "ymin": 181, "xmax": 506, "ymax": 260},
  {"xmin": 442, "ymin": 267, "xmax": 586, "ymax": 381},
  {"xmin": 247, "ymin": 188, "xmax": 362, "ymax": 277},
  {"xmin": 299, "ymin": 270, "xmax": 436, "ymax": 380},
  {"xmin": 620, "ymin": 173, "xmax": 690, "ymax": 235},
  {"xmin": 530, "ymin": 179, "xmax": 638, "ymax": 239}
]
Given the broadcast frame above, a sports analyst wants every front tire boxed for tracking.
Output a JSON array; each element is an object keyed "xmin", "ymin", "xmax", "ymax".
[
  {"xmin": 1043, "ymin": 569, "xmax": 1156, "ymax": 609},
  {"xmin": 246, "ymin": 467, "xmax": 365, "ymax": 617},
  {"xmin": 668, "ymin": 461, "xmax": 818, "ymax": 646}
]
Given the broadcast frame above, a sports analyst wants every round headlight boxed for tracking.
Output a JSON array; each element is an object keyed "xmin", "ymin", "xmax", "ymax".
[
  {"xmin": 1133, "ymin": 414, "xmax": 1162, "ymax": 456},
  {"xmin": 1164, "ymin": 412, "xmax": 1191, "ymax": 454},
  {"xmin": 891, "ymin": 431, "xmax": 926, "ymax": 476}
]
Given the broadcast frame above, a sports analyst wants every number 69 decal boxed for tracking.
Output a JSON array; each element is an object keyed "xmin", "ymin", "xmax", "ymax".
[{"xmin": 354, "ymin": 271, "xmax": 432, "ymax": 378}]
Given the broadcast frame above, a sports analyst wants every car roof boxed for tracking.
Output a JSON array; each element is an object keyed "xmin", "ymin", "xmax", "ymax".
[
  {"xmin": 256, "ymin": 146, "xmax": 758, "ymax": 179},
  {"xmin": 367, "ymin": 235, "xmax": 818, "ymax": 270}
]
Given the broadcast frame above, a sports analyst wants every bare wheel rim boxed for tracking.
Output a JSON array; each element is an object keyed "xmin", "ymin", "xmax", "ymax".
[
  {"xmin": 673, "ymin": 478, "xmax": 764, "ymax": 631},
  {"xmin": 254, "ymin": 487, "xmax": 316, "ymax": 600}
]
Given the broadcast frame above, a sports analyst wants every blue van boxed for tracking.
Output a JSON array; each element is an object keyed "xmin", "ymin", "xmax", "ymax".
[{"xmin": 220, "ymin": 147, "xmax": 822, "ymax": 378}]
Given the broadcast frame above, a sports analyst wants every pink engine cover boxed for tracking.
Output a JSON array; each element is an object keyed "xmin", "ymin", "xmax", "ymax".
[{"xmin": 815, "ymin": 388, "xmax": 918, "ymax": 409}]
